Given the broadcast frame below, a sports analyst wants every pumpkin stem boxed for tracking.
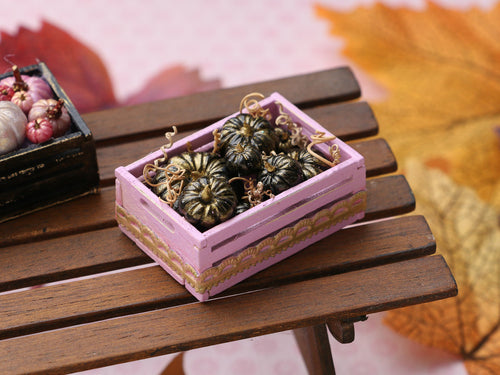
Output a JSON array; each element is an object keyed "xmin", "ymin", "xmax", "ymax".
[
  {"xmin": 201, "ymin": 184, "xmax": 213, "ymax": 203},
  {"xmin": 234, "ymin": 143, "xmax": 244, "ymax": 153},
  {"xmin": 11, "ymin": 65, "xmax": 29, "ymax": 92},
  {"xmin": 263, "ymin": 160, "xmax": 276, "ymax": 173},
  {"xmin": 212, "ymin": 128, "xmax": 222, "ymax": 155},
  {"xmin": 46, "ymin": 99, "xmax": 65, "ymax": 119},
  {"xmin": 241, "ymin": 121, "xmax": 253, "ymax": 137}
]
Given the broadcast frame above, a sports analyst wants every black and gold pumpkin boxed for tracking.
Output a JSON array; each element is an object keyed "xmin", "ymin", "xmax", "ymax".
[
  {"xmin": 274, "ymin": 127, "xmax": 294, "ymax": 153},
  {"xmin": 152, "ymin": 151, "xmax": 228, "ymax": 198},
  {"xmin": 178, "ymin": 177, "xmax": 237, "ymax": 229},
  {"xmin": 288, "ymin": 148, "xmax": 329, "ymax": 180},
  {"xmin": 258, "ymin": 153, "xmax": 304, "ymax": 195},
  {"xmin": 224, "ymin": 143, "xmax": 262, "ymax": 176},
  {"xmin": 220, "ymin": 113, "xmax": 277, "ymax": 154}
]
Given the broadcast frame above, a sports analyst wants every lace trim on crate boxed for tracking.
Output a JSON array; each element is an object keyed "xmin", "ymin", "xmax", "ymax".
[{"xmin": 115, "ymin": 191, "xmax": 366, "ymax": 295}]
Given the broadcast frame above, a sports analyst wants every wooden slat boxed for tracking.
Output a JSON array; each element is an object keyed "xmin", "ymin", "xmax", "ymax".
[
  {"xmin": 0, "ymin": 255, "xmax": 457, "ymax": 375},
  {"xmin": 363, "ymin": 175, "xmax": 415, "ymax": 222},
  {"xmin": 350, "ymin": 138, "xmax": 397, "ymax": 178},
  {"xmin": 84, "ymin": 67, "xmax": 361, "ymax": 144},
  {"xmin": 96, "ymin": 135, "xmax": 395, "ymax": 187},
  {"xmin": 0, "ymin": 210, "xmax": 432, "ymax": 295},
  {"xmin": 0, "ymin": 215, "xmax": 435, "ymax": 337},
  {"xmin": 0, "ymin": 227, "xmax": 147, "ymax": 293},
  {"xmin": 302, "ymin": 101, "xmax": 378, "ymax": 141},
  {"xmin": 0, "ymin": 173, "xmax": 414, "ymax": 250}
]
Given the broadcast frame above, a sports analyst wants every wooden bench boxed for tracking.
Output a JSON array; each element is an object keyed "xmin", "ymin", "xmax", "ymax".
[{"xmin": 0, "ymin": 67, "xmax": 457, "ymax": 375}]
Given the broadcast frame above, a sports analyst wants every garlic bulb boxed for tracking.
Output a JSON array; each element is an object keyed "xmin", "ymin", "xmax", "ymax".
[{"xmin": 0, "ymin": 101, "xmax": 27, "ymax": 155}]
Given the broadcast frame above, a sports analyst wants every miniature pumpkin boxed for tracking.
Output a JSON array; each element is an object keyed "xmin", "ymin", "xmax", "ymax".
[
  {"xmin": 224, "ymin": 143, "xmax": 262, "ymax": 176},
  {"xmin": 28, "ymin": 99, "xmax": 71, "ymax": 137},
  {"xmin": 167, "ymin": 151, "xmax": 227, "ymax": 183},
  {"xmin": 0, "ymin": 66, "xmax": 53, "ymax": 103},
  {"xmin": 234, "ymin": 201, "xmax": 251, "ymax": 215},
  {"xmin": 152, "ymin": 151, "xmax": 227, "ymax": 199},
  {"xmin": 288, "ymin": 148, "xmax": 330, "ymax": 180},
  {"xmin": 0, "ymin": 84, "xmax": 14, "ymax": 101},
  {"xmin": 0, "ymin": 101, "xmax": 27, "ymax": 155},
  {"xmin": 274, "ymin": 127, "xmax": 294, "ymax": 153},
  {"xmin": 220, "ymin": 113, "xmax": 277, "ymax": 154},
  {"xmin": 178, "ymin": 177, "xmax": 237, "ymax": 229},
  {"xmin": 258, "ymin": 153, "xmax": 304, "ymax": 195},
  {"xmin": 25, "ymin": 118, "xmax": 53, "ymax": 144},
  {"xmin": 11, "ymin": 91, "xmax": 33, "ymax": 114}
]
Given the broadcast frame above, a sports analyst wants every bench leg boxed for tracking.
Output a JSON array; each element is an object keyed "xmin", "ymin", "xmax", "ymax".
[{"xmin": 293, "ymin": 324, "xmax": 336, "ymax": 375}]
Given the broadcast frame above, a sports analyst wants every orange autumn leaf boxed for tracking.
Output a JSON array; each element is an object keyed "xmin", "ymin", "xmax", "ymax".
[
  {"xmin": 316, "ymin": 2, "xmax": 500, "ymax": 374},
  {"xmin": 316, "ymin": 1, "xmax": 500, "ymax": 211},
  {"xmin": 387, "ymin": 159, "xmax": 500, "ymax": 375}
]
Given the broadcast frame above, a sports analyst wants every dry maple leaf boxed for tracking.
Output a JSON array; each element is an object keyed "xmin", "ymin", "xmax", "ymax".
[
  {"xmin": 0, "ymin": 21, "xmax": 117, "ymax": 113},
  {"xmin": 384, "ymin": 159, "xmax": 500, "ymax": 375},
  {"xmin": 0, "ymin": 21, "xmax": 221, "ymax": 113},
  {"xmin": 316, "ymin": 1, "xmax": 500, "ymax": 211}
]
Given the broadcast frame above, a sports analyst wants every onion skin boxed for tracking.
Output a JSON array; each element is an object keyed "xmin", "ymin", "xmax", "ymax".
[
  {"xmin": 0, "ymin": 101, "xmax": 27, "ymax": 155},
  {"xmin": 26, "ymin": 118, "xmax": 54, "ymax": 144},
  {"xmin": 28, "ymin": 99, "xmax": 71, "ymax": 137}
]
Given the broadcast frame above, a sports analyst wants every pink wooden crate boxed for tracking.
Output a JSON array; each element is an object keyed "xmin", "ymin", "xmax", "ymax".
[{"xmin": 115, "ymin": 93, "xmax": 366, "ymax": 301}]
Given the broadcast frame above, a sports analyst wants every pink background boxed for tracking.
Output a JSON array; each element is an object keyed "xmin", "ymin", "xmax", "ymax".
[{"xmin": 2, "ymin": 0, "xmax": 496, "ymax": 373}]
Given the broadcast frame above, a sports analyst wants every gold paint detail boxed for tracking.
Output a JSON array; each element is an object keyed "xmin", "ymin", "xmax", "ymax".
[{"xmin": 116, "ymin": 190, "xmax": 366, "ymax": 295}]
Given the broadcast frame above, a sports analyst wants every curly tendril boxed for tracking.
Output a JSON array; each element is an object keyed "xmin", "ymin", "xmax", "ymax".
[
  {"xmin": 239, "ymin": 92, "xmax": 271, "ymax": 120},
  {"xmin": 228, "ymin": 176, "xmax": 274, "ymax": 207},
  {"xmin": 307, "ymin": 131, "xmax": 341, "ymax": 168},
  {"xmin": 274, "ymin": 102, "xmax": 308, "ymax": 149}
]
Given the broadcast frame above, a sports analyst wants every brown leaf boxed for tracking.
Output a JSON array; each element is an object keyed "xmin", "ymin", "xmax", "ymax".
[
  {"xmin": 385, "ymin": 159, "xmax": 500, "ymax": 374},
  {"xmin": 316, "ymin": 2, "xmax": 500, "ymax": 211},
  {"xmin": 0, "ymin": 21, "xmax": 117, "ymax": 113},
  {"xmin": 316, "ymin": 3, "xmax": 500, "ymax": 373}
]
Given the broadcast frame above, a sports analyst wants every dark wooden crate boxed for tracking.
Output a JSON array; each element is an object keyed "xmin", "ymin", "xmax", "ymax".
[{"xmin": 0, "ymin": 62, "xmax": 99, "ymax": 222}]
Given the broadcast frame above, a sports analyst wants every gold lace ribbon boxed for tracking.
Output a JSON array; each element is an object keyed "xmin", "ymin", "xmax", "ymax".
[{"xmin": 116, "ymin": 190, "xmax": 366, "ymax": 295}]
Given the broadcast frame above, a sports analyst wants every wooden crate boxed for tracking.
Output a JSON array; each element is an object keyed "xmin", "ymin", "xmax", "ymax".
[
  {"xmin": 0, "ymin": 62, "xmax": 99, "ymax": 223},
  {"xmin": 115, "ymin": 93, "xmax": 366, "ymax": 301}
]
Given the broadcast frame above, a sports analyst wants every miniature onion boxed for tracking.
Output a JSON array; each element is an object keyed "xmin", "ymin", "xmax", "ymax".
[
  {"xmin": 26, "ymin": 118, "xmax": 54, "ymax": 144},
  {"xmin": 0, "ymin": 101, "xmax": 27, "ymax": 155},
  {"xmin": 0, "ymin": 65, "xmax": 53, "ymax": 103},
  {"xmin": 28, "ymin": 98, "xmax": 71, "ymax": 137}
]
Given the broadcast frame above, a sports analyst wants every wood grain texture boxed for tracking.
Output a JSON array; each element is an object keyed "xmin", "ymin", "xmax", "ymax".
[
  {"xmin": 0, "ymin": 174, "xmax": 414, "ymax": 255},
  {"xmin": 84, "ymin": 67, "xmax": 361, "ymax": 144},
  {"xmin": 0, "ymin": 256, "xmax": 456, "ymax": 375},
  {"xmin": 293, "ymin": 325, "xmax": 336, "ymax": 374},
  {"xmin": 327, "ymin": 319, "xmax": 355, "ymax": 344},
  {"xmin": 0, "ymin": 215, "xmax": 436, "ymax": 338},
  {"xmin": 0, "ymin": 227, "xmax": 148, "ymax": 293}
]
